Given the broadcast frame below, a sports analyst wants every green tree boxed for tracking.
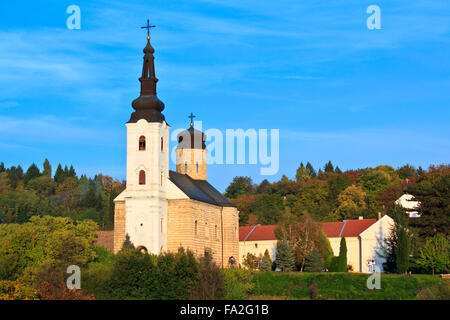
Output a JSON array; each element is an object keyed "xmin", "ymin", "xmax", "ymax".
[
  {"xmin": 42, "ymin": 159, "xmax": 52, "ymax": 177},
  {"xmin": 337, "ymin": 237, "xmax": 348, "ymax": 272},
  {"xmin": 333, "ymin": 185, "xmax": 367, "ymax": 220},
  {"xmin": 295, "ymin": 163, "xmax": 311, "ymax": 184},
  {"xmin": 7, "ymin": 166, "xmax": 24, "ymax": 189},
  {"xmin": 54, "ymin": 164, "xmax": 65, "ymax": 184},
  {"xmin": 397, "ymin": 164, "xmax": 417, "ymax": 179},
  {"xmin": 24, "ymin": 163, "xmax": 40, "ymax": 186},
  {"xmin": 395, "ymin": 226, "xmax": 411, "ymax": 274},
  {"xmin": 275, "ymin": 240, "xmax": 295, "ymax": 272},
  {"xmin": 225, "ymin": 176, "xmax": 254, "ymax": 198},
  {"xmin": 192, "ymin": 252, "xmax": 224, "ymax": 299},
  {"xmin": 0, "ymin": 162, "xmax": 5, "ymax": 173},
  {"xmin": 259, "ymin": 255, "xmax": 271, "ymax": 271},
  {"xmin": 306, "ymin": 162, "xmax": 317, "ymax": 178},
  {"xmin": 324, "ymin": 161, "xmax": 334, "ymax": 173},
  {"xmin": 304, "ymin": 249, "xmax": 324, "ymax": 272},
  {"xmin": 415, "ymin": 233, "xmax": 449, "ymax": 275},
  {"xmin": 407, "ymin": 175, "xmax": 450, "ymax": 238}
]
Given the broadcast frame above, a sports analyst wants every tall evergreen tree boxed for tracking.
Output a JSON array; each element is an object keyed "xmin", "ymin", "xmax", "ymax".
[
  {"xmin": 338, "ymin": 237, "xmax": 347, "ymax": 272},
  {"xmin": 306, "ymin": 162, "xmax": 316, "ymax": 178},
  {"xmin": 68, "ymin": 165, "xmax": 77, "ymax": 178},
  {"xmin": 63, "ymin": 165, "xmax": 69, "ymax": 178},
  {"xmin": 304, "ymin": 249, "xmax": 324, "ymax": 272},
  {"xmin": 395, "ymin": 226, "xmax": 411, "ymax": 274},
  {"xmin": 275, "ymin": 240, "xmax": 295, "ymax": 272},
  {"xmin": 335, "ymin": 166, "xmax": 342, "ymax": 174},
  {"xmin": 324, "ymin": 161, "xmax": 334, "ymax": 173},
  {"xmin": 54, "ymin": 164, "xmax": 65, "ymax": 184},
  {"xmin": 42, "ymin": 159, "xmax": 52, "ymax": 177},
  {"xmin": 7, "ymin": 165, "xmax": 24, "ymax": 188},
  {"xmin": 24, "ymin": 163, "xmax": 41, "ymax": 186},
  {"xmin": 0, "ymin": 162, "xmax": 5, "ymax": 173}
]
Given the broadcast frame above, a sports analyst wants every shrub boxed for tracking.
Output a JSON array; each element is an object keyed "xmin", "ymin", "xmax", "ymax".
[
  {"xmin": 222, "ymin": 268, "xmax": 254, "ymax": 300},
  {"xmin": 190, "ymin": 252, "xmax": 224, "ymax": 300}
]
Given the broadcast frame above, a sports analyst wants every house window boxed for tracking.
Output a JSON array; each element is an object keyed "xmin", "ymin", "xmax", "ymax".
[
  {"xmin": 139, "ymin": 136, "xmax": 146, "ymax": 150},
  {"xmin": 255, "ymin": 243, "xmax": 258, "ymax": 248},
  {"xmin": 161, "ymin": 137, "xmax": 164, "ymax": 152},
  {"xmin": 139, "ymin": 170, "xmax": 146, "ymax": 185},
  {"xmin": 194, "ymin": 220, "xmax": 198, "ymax": 236}
]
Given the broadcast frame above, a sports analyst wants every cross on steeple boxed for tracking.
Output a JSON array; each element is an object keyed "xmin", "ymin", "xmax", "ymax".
[
  {"xmin": 188, "ymin": 112, "xmax": 196, "ymax": 127},
  {"xmin": 141, "ymin": 19, "xmax": 156, "ymax": 40}
]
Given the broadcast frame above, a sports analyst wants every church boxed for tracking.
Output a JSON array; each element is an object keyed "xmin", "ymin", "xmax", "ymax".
[{"xmin": 112, "ymin": 23, "xmax": 239, "ymax": 268}]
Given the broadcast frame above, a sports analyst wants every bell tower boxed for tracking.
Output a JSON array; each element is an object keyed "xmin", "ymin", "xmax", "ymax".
[
  {"xmin": 115, "ymin": 20, "xmax": 170, "ymax": 254},
  {"xmin": 176, "ymin": 114, "xmax": 207, "ymax": 180}
]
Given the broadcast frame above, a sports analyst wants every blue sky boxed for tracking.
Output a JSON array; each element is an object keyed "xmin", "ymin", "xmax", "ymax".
[{"xmin": 0, "ymin": 0, "xmax": 449, "ymax": 191}]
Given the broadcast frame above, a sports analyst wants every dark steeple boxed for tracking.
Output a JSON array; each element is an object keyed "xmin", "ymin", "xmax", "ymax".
[{"xmin": 128, "ymin": 19, "xmax": 166, "ymax": 123}]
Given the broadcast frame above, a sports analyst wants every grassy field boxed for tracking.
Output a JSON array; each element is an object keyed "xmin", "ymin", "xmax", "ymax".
[{"xmin": 251, "ymin": 271, "xmax": 446, "ymax": 300}]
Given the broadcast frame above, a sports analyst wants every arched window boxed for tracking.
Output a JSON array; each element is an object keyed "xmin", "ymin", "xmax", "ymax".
[
  {"xmin": 139, "ymin": 136, "xmax": 146, "ymax": 150},
  {"xmin": 137, "ymin": 246, "xmax": 148, "ymax": 254},
  {"xmin": 161, "ymin": 137, "xmax": 164, "ymax": 152},
  {"xmin": 215, "ymin": 225, "xmax": 218, "ymax": 240},
  {"xmin": 139, "ymin": 170, "xmax": 146, "ymax": 185},
  {"xmin": 194, "ymin": 220, "xmax": 198, "ymax": 236}
]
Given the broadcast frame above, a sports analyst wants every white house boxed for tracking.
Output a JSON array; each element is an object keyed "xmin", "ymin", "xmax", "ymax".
[
  {"xmin": 239, "ymin": 215, "xmax": 395, "ymax": 273},
  {"xmin": 396, "ymin": 194, "xmax": 421, "ymax": 218}
]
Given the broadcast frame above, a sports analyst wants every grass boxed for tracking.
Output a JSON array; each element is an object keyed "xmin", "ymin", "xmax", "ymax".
[{"xmin": 251, "ymin": 271, "xmax": 445, "ymax": 300}]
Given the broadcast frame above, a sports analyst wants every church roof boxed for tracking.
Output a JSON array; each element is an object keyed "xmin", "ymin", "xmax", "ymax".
[
  {"xmin": 177, "ymin": 126, "xmax": 207, "ymax": 150},
  {"xmin": 169, "ymin": 170, "xmax": 236, "ymax": 207},
  {"xmin": 128, "ymin": 29, "xmax": 166, "ymax": 124}
]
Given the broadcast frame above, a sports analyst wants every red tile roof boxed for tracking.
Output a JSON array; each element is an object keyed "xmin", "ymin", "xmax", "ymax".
[
  {"xmin": 239, "ymin": 225, "xmax": 277, "ymax": 241},
  {"xmin": 239, "ymin": 219, "xmax": 378, "ymax": 241}
]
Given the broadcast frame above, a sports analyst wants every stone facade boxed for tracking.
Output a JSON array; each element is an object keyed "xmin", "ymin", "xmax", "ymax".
[
  {"xmin": 113, "ymin": 197, "xmax": 239, "ymax": 266},
  {"xmin": 113, "ymin": 200, "xmax": 126, "ymax": 254},
  {"xmin": 167, "ymin": 199, "xmax": 239, "ymax": 267},
  {"xmin": 176, "ymin": 148, "xmax": 207, "ymax": 180}
]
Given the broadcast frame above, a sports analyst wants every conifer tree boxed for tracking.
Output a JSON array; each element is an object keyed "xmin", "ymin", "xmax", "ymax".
[
  {"xmin": 68, "ymin": 165, "xmax": 77, "ymax": 178},
  {"xmin": 304, "ymin": 249, "xmax": 324, "ymax": 272},
  {"xmin": 0, "ymin": 162, "xmax": 5, "ymax": 173},
  {"xmin": 395, "ymin": 226, "xmax": 411, "ymax": 274},
  {"xmin": 324, "ymin": 161, "xmax": 334, "ymax": 173},
  {"xmin": 259, "ymin": 255, "xmax": 271, "ymax": 271},
  {"xmin": 338, "ymin": 237, "xmax": 347, "ymax": 272},
  {"xmin": 24, "ymin": 163, "xmax": 40, "ymax": 186},
  {"xmin": 306, "ymin": 162, "xmax": 316, "ymax": 178},
  {"xmin": 54, "ymin": 164, "xmax": 65, "ymax": 184},
  {"xmin": 42, "ymin": 159, "xmax": 52, "ymax": 177},
  {"xmin": 275, "ymin": 240, "xmax": 295, "ymax": 272}
]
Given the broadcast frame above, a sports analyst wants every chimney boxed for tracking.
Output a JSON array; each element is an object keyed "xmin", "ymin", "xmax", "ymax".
[{"xmin": 358, "ymin": 216, "xmax": 363, "ymax": 220}]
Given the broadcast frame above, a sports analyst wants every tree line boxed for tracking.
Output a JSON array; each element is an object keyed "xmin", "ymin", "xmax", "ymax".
[{"xmin": 0, "ymin": 160, "xmax": 125, "ymax": 228}]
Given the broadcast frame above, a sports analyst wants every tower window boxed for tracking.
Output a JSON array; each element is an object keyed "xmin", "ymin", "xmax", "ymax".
[
  {"xmin": 139, "ymin": 136, "xmax": 146, "ymax": 150},
  {"xmin": 139, "ymin": 170, "xmax": 146, "ymax": 185},
  {"xmin": 161, "ymin": 137, "xmax": 164, "ymax": 152},
  {"xmin": 160, "ymin": 171, "xmax": 163, "ymax": 186}
]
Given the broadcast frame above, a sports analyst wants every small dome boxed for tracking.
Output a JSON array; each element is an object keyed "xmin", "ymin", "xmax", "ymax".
[{"xmin": 177, "ymin": 127, "xmax": 206, "ymax": 149}]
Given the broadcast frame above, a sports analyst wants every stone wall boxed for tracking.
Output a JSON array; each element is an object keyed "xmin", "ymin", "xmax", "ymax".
[
  {"xmin": 113, "ymin": 200, "xmax": 126, "ymax": 253},
  {"xmin": 167, "ymin": 199, "xmax": 239, "ymax": 267}
]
